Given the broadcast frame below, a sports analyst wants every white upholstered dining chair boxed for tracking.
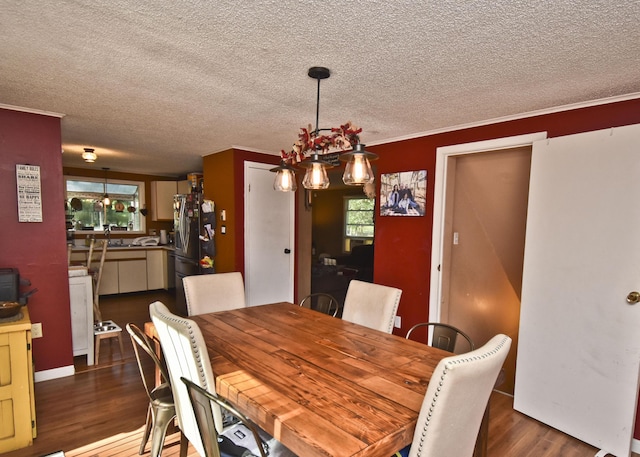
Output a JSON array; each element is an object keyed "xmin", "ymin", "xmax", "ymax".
[
  {"xmin": 149, "ymin": 301, "xmax": 222, "ymax": 456},
  {"xmin": 182, "ymin": 272, "xmax": 246, "ymax": 316},
  {"xmin": 341, "ymin": 280, "xmax": 402, "ymax": 333},
  {"xmin": 404, "ymin": 333, "xmax": 511, "ymax": 457}
]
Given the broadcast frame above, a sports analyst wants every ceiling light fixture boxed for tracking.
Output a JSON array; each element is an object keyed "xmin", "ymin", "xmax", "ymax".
[
  {"xmin": 102, "ymin": 167, "xmax": 110, "ymax": 206},
  {"xmin": 82, "ymin": 148, "xmax": 97, "ymax": 163},
  {"xmin": 272, "ymin": 66, "xmax": 378, "ymax": 191}
]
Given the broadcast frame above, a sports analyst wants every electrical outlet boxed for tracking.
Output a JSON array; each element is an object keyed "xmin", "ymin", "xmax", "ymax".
[
  {"xmin": 31, "ymin": 323, "xmax": 43, "ymax": 338},
  {"xmin": 394, "ymin": 316, "xmax": 401, "ymax": 328}
]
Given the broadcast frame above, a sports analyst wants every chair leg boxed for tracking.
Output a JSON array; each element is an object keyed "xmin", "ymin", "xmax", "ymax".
[
  {"xmin": 117, "ymin": 332, "xmax": 124, "ymax": 357},
  {"xmin": 94, "ymin": 335, "xmax": 101, "ymax": 365},
  {"xmin": 179, "ymin": 431, "xmax": 188, "ymax": 457},
  {"xmin": 149, "ymin": 405, "xmax": 176, "ymax": 457},
  {"xmin": 139, "ymin": 404, "xmax": 153, "ymax": 455}
]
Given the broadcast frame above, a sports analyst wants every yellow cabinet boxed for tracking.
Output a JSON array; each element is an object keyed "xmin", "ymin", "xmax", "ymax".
[{"xmin": 0, "ymin": 308, "xmax": 36, "ymax": 452}]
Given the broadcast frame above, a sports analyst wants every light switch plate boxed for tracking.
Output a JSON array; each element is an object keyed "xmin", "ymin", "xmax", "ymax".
[{"xmin": 394, "ymin": 316, "xmax": 401, "ymax": 328}]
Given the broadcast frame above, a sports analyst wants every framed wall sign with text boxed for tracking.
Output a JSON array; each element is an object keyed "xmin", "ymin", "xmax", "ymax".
[{"xmin": 16, "ymin": 164, "xmax": 43, "ymax": 222}]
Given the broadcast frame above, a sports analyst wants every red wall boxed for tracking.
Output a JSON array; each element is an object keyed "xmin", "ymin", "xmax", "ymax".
[
  {"xmin": 368, "ymin": 97, "xmax": 640, "ymax": 439},
  {"xmin": 0, "ymin": 108, "xmax": 74, "ymax": 372}
]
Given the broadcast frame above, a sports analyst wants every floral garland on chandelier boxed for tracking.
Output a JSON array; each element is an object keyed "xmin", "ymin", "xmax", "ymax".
[{"xmin": 280, "ymin": 121, "xmax": 362, "ymax": 164}]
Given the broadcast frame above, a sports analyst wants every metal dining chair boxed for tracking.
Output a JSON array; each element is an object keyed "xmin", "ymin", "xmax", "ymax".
[
  {"xmin": 299, "ymin": 292, "xmax": 340, "ymax": 317},
  {"xmin": 405, "ymin": 322, "xmax": 475, "ymax": 354},
  {"xmin": 341, "ymin": 280, "xmax": 402, "ymax": 333},
  {"xmin": 126, "ymin": 323, "xmax": 184, "ymax": 457},
  {"xmin": 181, "ymin": 377, "xmax": 268, "ymax": 457}
]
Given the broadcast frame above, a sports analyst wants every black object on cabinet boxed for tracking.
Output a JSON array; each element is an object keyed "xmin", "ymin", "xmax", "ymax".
[{"xmin": 173, "ymin": 192, "xmax": 216, "ymax": 315}]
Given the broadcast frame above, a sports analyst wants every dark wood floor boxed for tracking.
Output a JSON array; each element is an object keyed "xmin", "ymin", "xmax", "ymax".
[{"xmin": 4, "ymin": 290, "xmax": 632, "ymax": 457}]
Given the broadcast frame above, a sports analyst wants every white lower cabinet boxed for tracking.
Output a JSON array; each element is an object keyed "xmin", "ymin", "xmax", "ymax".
[
  {"xmin": 118, "ymin": 259, "xmax": 148, "ymax": 293},
  {"xmin": 146, "ymin": 249, "xmax": 167, "ymax": 290},
  {"xmin": 72, "ymin": 247, "xmax": 169, "ymax": 295},
  {"xmin": 99, "ymin": 261, "xmax": 119, "ymax": 295}
]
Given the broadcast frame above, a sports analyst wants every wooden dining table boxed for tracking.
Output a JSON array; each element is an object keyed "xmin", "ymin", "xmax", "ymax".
[{"xmin": 187, "ymin": 302, "xmax": 451, "ymax": 457}]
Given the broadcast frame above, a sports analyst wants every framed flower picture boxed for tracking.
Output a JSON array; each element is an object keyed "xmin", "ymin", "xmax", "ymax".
[{"xmin": 380, "ymin": 170, "xmax": 427, "ymax": 216}]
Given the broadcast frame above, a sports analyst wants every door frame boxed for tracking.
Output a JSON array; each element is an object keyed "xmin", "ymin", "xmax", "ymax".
[{"xmin": 428, "ymin": 132, "xmax": 547, "ymax": 322}]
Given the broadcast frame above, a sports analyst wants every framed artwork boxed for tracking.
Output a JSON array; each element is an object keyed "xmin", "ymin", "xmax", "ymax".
[{"xmin": 380, "ymin": 170, "xmax": 427, "ymax": 216}]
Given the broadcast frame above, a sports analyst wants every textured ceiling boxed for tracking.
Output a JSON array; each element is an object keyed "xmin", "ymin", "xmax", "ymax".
[{"xmin": 1, "ymin": 0, "xmax": 639, "ymax": 176}]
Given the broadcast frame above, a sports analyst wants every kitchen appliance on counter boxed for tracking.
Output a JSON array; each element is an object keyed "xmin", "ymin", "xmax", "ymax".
[
  {"xmin": 0, "ymin": 268, "xmax": 38, "ymax": 320},
  {"xmin": 173, "ymin": 191, "xmax": 216, "ymax": 315}
]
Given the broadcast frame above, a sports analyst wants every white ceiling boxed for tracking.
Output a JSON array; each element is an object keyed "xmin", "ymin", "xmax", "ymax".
[{"xmin": 2, "ymin": 1, "xmax": 639, "ymax": 177}]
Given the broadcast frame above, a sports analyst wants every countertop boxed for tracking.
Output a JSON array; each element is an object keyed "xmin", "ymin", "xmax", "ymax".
[{"xmin": 71, "ymin": 245, "xmax": 175, "ymax": 252}]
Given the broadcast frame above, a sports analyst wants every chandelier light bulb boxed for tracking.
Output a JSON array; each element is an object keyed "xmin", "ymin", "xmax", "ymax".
[
  {"xmin": 342, "ymin": 144, "xmax": 376, "ymax": 185},
  {"xmin": 274, "ymin": 168, "xmax": 297, "ymax": 192},
  {"xmin": 303, "ymin": 161, "xmax": 330, "ymax": 189}
]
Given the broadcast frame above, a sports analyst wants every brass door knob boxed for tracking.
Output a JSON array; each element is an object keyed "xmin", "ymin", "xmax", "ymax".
[{"xmin": 626, "ymin": 291, "xmax": 640, "ymax": 304}]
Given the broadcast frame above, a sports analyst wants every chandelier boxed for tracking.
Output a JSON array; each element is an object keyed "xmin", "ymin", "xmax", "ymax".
[{"xmin": 271, "ymin": 67, "xmax": 377, "ymax": 192}]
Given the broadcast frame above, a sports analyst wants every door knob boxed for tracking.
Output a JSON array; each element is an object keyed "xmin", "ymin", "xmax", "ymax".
[{"xmin": 626, "ymin": 291, "xmax": 640, "ymax": 304}]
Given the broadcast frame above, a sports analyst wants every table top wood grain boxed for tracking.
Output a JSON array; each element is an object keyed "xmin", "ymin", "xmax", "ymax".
[{"xmin": 191, "ymin": 302, "xmax": 449, "ymax": 457}]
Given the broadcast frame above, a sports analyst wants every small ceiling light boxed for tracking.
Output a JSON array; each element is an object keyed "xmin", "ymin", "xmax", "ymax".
[
  {"xmin": 270, "ymin": 160, "xmax": 298, "ymax": 192},
  {"xmin": 82, "ymin": 148, "xmax": 97, "ymax": 163},
  {"xmin": 340, "ymin": 143, "xmax": 377, "ymax": 185}
]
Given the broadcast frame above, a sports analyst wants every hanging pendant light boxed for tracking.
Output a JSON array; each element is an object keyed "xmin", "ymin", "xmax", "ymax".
[
  {"xmin": 270, "ymin": 160, "xmax": 298, "ymax": 191},
  {"xmin": 340, "ymin": 143, "xmax": 377, "ymax": 185},
  {"xmin": 300, "ymin": 67, "xmax": 332, "ymax": 190},
  {"xmin": 102, "ymin": 167, "xmax": 110, "ymax": 206},
  {"xmin": 273, "ymin": 66, "xmax": 373, "ymax": 191},
  {"xmin": 300, "ymin": 153, "xmax": 333, "ymax": 189}
]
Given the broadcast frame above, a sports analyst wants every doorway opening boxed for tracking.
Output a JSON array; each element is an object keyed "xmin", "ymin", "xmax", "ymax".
[
  {"xmin": 310, "ymin": 168, "xmax": 375, "ymax": 307},
  {"xmin": 430, "ymin": 132, "xmax": 546, "ymax": 394}
]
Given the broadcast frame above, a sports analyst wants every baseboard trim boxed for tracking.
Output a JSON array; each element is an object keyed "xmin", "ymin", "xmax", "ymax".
[
  {"xmin": 34, "ymin": 365, "xmax": 75, "ymax": 382},
  {"xmin": 632, "ymin": 438, "xmax": 640, "ymax": 454}
]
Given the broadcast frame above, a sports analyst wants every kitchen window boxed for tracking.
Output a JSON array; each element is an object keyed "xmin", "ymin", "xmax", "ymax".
[
  {"xmin": 344, "ymin": 196, "xmax": 375, "ymax": 252},
  {"xmin": 65, "ymin": 176, "xmax": 146, "ymax": 234}
]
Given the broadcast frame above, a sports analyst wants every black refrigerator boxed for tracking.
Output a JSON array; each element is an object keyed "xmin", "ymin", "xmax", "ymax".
[{"xmin": 173, "ymin": 191, "xmax": 216, "ymax": 315}]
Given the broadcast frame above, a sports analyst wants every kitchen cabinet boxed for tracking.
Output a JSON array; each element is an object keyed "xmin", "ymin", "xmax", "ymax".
[
  {"xmin": 68, "ymin": 272, "xmax": 94, "ymax": 365},
  {"xmin": 117, "ymin": 258, "xmax": 148, "ymax": 293},
  {"xmin": 151, "ymin": 181, "xmax": 177, "ymax": 221},
  {"xmin": 0, "ymin": 308, "xmax": 36, "ymax": 453},
  {"xmin": 72, "ymin": 247, "xmax": 171, "ymax": 294},
  {"xmin": 147, "ymin": 249, "xmax": 168, "ymax": 290},
  {"xmin": 177, "ymin": 180, "xmax": 191, "ymax": 194},
  {"xmin": 99, "ymin": 261, "xmax": 119, "ymax": 295}
]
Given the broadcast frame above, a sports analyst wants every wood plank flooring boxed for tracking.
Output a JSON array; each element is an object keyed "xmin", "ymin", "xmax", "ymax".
[{"xmin": 3, "ymin": 290, "xmax": 633, "ymax": 457}]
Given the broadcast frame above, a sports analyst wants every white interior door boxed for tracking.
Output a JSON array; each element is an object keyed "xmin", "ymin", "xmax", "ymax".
[
  {"xmin": 514, "ymin": 124, "xmax": 640, "ymax": 456},
  {"xmin": 244, "ymin": 162, "xmax": 294, "ymax": 307}
]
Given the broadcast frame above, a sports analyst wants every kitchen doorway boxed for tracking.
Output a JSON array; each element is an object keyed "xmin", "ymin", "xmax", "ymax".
[{"xmin": 429, "ymin": 132, "xmax": 546, "ymax": 394}]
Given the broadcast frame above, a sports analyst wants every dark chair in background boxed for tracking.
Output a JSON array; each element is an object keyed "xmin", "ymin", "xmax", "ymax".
[
  {"xmin": 405, "ymin": 322, "xmax": 475, "ymax": 354},
  {"xmin": 299, "ymin": 292, "xmax": 340, "ymax": 317}
]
